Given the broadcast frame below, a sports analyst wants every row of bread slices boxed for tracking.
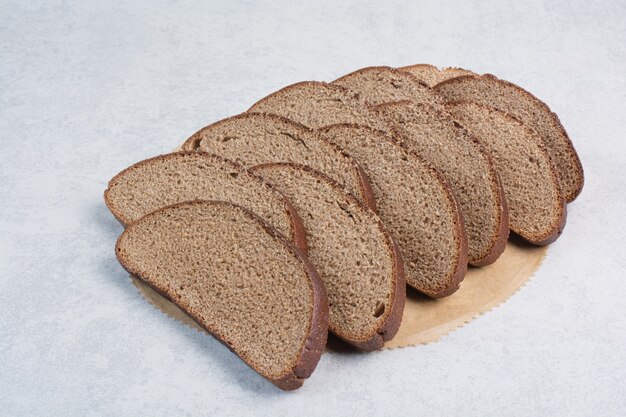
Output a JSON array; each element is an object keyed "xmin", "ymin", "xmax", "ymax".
[{"xmin": 106, "ymin": 65, "xmax": 583, "ymax": 390}]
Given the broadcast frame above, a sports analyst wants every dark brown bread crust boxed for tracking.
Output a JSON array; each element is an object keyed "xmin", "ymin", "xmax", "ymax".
[
  {"xmin": 399, "ymin": 63, "xmax": 442, "ymax": 73},
  {"xmin": 356, "ymin": 238, "xmax": 405, "ymax": 350},
  {"xmin": 333, "ymin": 65, "xmax": 432, "ymax": 90},
  {"xmin": 470, "ymin": 168, "xmax": 509, "ymax": 267},
  {"xmin": 265, "ymin": 212, "xmax": 328, "ymax": 389},
  {"xmin": 354, "ymin": 163, "xmax": 377, "ymax": 213},
  {"xmin": 529, "ymin": 201, "xmax": 567, "ymax": 246},
  {"xmin": 318, "ymin": 122, "xmax": 468, "ymax": 298},
  {"xmin": 115, "ymin": 200, "xmax": 329, "ymax": 391},
  {"xmin": 397, "ymin": 64, "xmax": 476, "ymax": 87},
  {"xmin": 103, "ymin": 151, "xmax": 308, "ymax": 254},
  {"xmin": 398, "ymin": 64, "xmax": 476, "ymax": 82},
  {"xmin": 447, "ymin": 100, "xmax": 567, "ymax": 246},
  {"xmin": 247, "ymin": 80, "xmax": 391, "ymax": 131},
  {"xmin": 248, "ymin": 81, "xmax": 350, "ymax": 114},
  {"xmin": 452, "ymin": 122, "xmax": 509, "ymax": 267},
  {"xmin": 434, "ymin": 74, "xmax": 584, "ymax": 203},
  {"xmin": 250, "ymin": 163, "xmax": 406, "ymax": 350},
  {"xmin": 399, "ymin": 63, "xmax": 440, "ymax": 71},
  {"xmin": 243, "ymin": 113, "xmax": 378, "ymax": 212},
  {"xmin": 282, "ymin": 196, "xmax": 308, "ymax": 256},
  {"xmin": 182, "ymin": 112, "xmax": 317, "ymax": 151},
  {"xmin": 180, "ymin": 112, "xmax": 377, "ymax": 212},
  {"xmin": 429, "ymin": 175, "xmax": 470, "ymax": 297},
  {"xmin": 374, "ymin": 100, "xmax": 509, "ymax": 266}
]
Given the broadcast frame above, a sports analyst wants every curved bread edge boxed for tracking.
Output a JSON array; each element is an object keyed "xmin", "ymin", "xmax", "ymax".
[
  {"xmin": 115, "ymin": 200, "xmax": 329, "ymax": 390},
  {"xmin": 398, "ymin": 64, "xmax": 477, "ymax": 87},
  {"xmin": 181, "ymin": 113, "xmax": 378, "ymax": 212},
  {"xmin": 103, "ymin": 151, "xmax": 309, "ymax": 255},
  {"xmin": 374, "ymin": 100, "xmax": 510, "ymax": 266},
  {"xmin": 247, "ymin": 80, "xmax": 391, "ymax": 132},
  {"xmin": 434, "ymin": 73, "xmax": 584, "ymax": 202},
  {"xmin": 447, "ymin": 99, "xmax": 567, "ymax": 246},
  {"xmin": 470, "ymin": 167, "xmax": 509, "ymax": 267},
  {"xmin": 459, "ymin": 121, "xmax": 510, "ymax": 267},
  {"xmin": 428, "ymin": 169, "xmax": 469, "ymax": 297},
  {"xmin": 248, "ymin": 81, "xmax": 353, "ymax": 113},
  {"xmin": 318, "ymin": 122, "xmax": 468, "ymax": 298},
  {"xmin": 333, "ymin": 65, "xmax": 432, "ymax": 89},
  {"xmin": 352, "ymin": 238, "xmax": 406, "ymax": 351},
  {"xmin": 250, "ymin": 162, "xmax": 406, "ymax": 350}
]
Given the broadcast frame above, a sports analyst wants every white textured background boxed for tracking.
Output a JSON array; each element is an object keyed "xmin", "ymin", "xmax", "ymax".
[{"xmin": 1, "ymin": 1, "xmax": 625, "ymax": 416}]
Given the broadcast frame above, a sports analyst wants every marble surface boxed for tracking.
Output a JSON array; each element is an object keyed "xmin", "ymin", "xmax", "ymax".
[{"xmin": 1, "ymin": 0, "xmax": 625, "ymax": 415}]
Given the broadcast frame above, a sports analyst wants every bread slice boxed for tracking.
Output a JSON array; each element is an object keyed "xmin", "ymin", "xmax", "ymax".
[
  {"xmin": 333, "ymin": 65, "xmax": 444, "ymax": 106},
  {"xmin": 319, "ymin": 124, "xmax": 467, "ymax": 297},
  {"xmin": 180, "ymin": 112, "xmax": 376, "ymax": 210},
  {"xmin": 104, "ymin": 152, "xmax": 307, "ymax": 252},
  {"xmin": 249, "ymin": 163, "xmax": 405, "ymax": 350},
  {"xmin": 447, "ymin": 101, "xmax": 567, "ymax": 245},
  {"xmin": 116, "ymin": 200, "xmax": 328, "ymax": 390},
  {"xmin": 376, "ymin": 101, "xmax": 509, "ymax": 266},
  {"xmin": 399, "ymin": 64, "xmax": 475, "ymax": 87},
  {"xmin": 331, "ymin": 66, "xmax": 508, "ymax": 264},
  {"xmin": 433, "ymin": 74, "xmax": 584, "ymax": 202},
  {"xmin": 247, "ymin": 81, "xmax": 389, "ymax": 131}
]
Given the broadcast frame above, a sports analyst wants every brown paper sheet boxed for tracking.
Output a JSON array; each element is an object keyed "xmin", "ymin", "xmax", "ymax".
[{"xmin": 132, "ymin": 237, "xmax": 547, "ymax": 350}]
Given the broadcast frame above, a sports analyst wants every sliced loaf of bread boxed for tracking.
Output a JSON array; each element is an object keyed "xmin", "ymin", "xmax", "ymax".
[
  {"xmin": 319, "ymin": 123, "xmax": 467, "ymax": 297},
  {"xmin": 180, "ymin": 112, "xmax": 376, "ymax": 210},
  {"xmin": 376, "ymin": 101, "xmax": 509, "ymax": 266},
  {"xmin": 433, "ymin": 74, "xmax": 584, "ymax": 202},
  {"xmin": 116, "ymin": 200, "xmax": 328, "ymax": 390},
  {"xmin": 247, "ymin": 81, "xmax": 389, "ymax": 131},
  {"xmin": 249, "ymin": 163, "xmax": 405, "ymax": 350},
  {"xmin": 447, "ymin": 101, "xmax": 567, "ymax": 245},
  {"xmin": 399, "ymin": 64, "xmax": 475, "ymax": 87},
  {"xmin": 104, "ymin": 152, "xmax": 307, "ymax": 252},
  {"xmin": 333, "ymin": 65, "xmax": 443, "ymax": 106}
]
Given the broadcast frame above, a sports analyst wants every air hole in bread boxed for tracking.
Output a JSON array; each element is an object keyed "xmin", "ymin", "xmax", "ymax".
[{"xmin": 374, "ymin": 301, "xmax": 385, "ymax": 318}]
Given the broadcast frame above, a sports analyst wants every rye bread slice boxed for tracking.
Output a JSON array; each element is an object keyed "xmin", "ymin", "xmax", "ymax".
[
  {"xmin": 433, "ymin": 74, "xmax": 584, "ymax": 202},
  {"xmin": 333, "ymin": 65, "xmax": 444, "ymax": 106},
  {"xmin": 180, "ymin": 112, "xmax": 376, "ymax": 210},
  {"xmin": 319, "ymin": 123, "xmax": 467, "ymax": 298},
  {"xmin": 399, "ymin": 64, "xmax": 475, "ymax": 87},
  {"xmin": 447, "ymin": 101, "xmax": 567, "ymax": 245},
  {"xmin": 116, "ymin": 200, "xmax": 328, "ymax": 390},
  {"xmin": 249, "ymin": 163, "xmax": 405, "ymax": 351},
  {"xmin": 104, "ymin": 152, "xmax": 307, "ymax": 252},
  {"xmin": 247, "ymin": 81, "xmax": 390, "ymax": 131},
  {"xmin": 376, "ymin": 101, "xmax": 509, "ymax": 266}
]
